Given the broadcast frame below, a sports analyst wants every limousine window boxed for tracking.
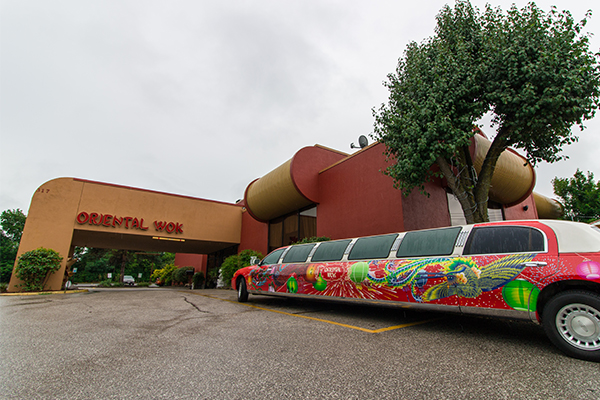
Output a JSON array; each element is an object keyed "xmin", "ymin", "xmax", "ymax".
[
  {"xmin": 311, "ymin": 240, "xmax": 352, "ymax": 262},
  {"xmin": 282, "ymin": 244, "xmax": 316, "ymax": 263},
  {"xmin": 396, "ymin": 227, "xmax": 462, "ymax": 257},
  {"xmin": 261, "ymin": 248, "xmax": 286, "ymax": 266},
  {"xmin": 348, "ymin": 234, "xmax": 398, "ymax": 260},
  {"xmin": 463, "ymin": 226, "xmax": 545, "ymax": 255}
]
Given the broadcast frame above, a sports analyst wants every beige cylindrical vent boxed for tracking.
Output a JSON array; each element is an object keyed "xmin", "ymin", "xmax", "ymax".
[
  {"xmin": 245, "ymin": 159, "xmax": 313, "ymax": 221},
  {"xmin": 472, "ymin": 135, "xmax": 536, "ymax": 206},
  {"xmin": 533, "ymin": 192, "xmax": 563, "ymax": 219}
]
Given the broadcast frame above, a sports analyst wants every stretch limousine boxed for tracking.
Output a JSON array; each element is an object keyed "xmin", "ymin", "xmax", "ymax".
[{"xmin": 233, "ymin": 220, "xmax": 600, "ymax": 361}]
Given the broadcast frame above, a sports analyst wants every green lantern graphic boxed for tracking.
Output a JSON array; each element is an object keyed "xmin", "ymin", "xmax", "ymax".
[
  {"xmin": 349, "ymin": 262, "xmax": 369, "ymax": 284},
  {"xmin": 502, "ymin": 279, "xmax": 540, "ymax": 311}
]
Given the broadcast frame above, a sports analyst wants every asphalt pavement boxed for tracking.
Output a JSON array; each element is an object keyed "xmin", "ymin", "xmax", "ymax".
[{"xmin": 1, "ymin": 288, "xmax": 599, "ymax": 400}]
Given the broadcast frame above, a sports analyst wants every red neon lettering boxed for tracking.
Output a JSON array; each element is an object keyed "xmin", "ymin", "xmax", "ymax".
[
  {"xmin": 124, "ymin": 217, "xmax": 133, "ymax": 228},
  {"xmin": 139, "ymin": 219, "xmax": 149, "ymax": 230},
  {"xmin": 112, "ymin": 216, "xmax": 123, "ymax": 227},
  {"xmin": 102, "ymin": 214, "xmax": 113, "ymax": 227},
  {"xmin": 154, "ymin": 221, "xmax": 167, "ymax": 231},
  {"xmin": 76, "ymin": 212, "xmax": 89, "ymax": 224},
  {"xmin": 176, "ymin": 223, "xmax": 183, "ymax": 233},
  {"xmin": 131, "ymin": 218, "xmax": 139, "ymax": 229},
  {"xmin": 166, "ymin": 222, "xmax": 176, "ymax": 233}
]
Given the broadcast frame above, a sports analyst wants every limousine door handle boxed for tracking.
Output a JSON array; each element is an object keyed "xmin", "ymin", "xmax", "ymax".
[{"xmin": 523, "ymin": 261, "xmax": 548, "ymax": 267}]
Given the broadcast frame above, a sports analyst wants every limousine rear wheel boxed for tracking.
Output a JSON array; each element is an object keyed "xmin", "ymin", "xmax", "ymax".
[
  {"xmin": 237, "ymin": 277, "xmax": 248, "ymax": 303},
  {"xmin": 542, "ymin": 290, "xmax": 600, "ymax": 362}
]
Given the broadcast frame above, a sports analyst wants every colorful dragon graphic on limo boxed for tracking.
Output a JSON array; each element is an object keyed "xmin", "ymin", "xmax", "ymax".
[{"xmin": 248, "ymin": 253, "xmax": 539, "ymax": 306}]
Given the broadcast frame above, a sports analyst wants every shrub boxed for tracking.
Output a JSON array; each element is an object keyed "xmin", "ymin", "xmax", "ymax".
[
  {"xmin": 220, "ymin": 249, "xmax": 263, "ymax": 287},
  {"xmin": 192, "ymin": 271, "xmax": 205, "ymax": 288},
  {"xmin": 172, "ymin": 266, "xmax": 194, "ymax": 285},
  {"xmin": 14, "ymin": 247, "xmax": 63, "ymax": 292},
  {"xmin": 293, "ymin": 236, "xmax": 331, "ymax": 244},
  {"xmin": 151, "ymin": 263, "xmax": 177, "ymax": 286},
  {"xmin": 0, "ymin": 282, "xmax": 8, "ymax": 293},
  {"xmin": 98, "ymin": 279, "xmax": 113, "ymax": 287}
]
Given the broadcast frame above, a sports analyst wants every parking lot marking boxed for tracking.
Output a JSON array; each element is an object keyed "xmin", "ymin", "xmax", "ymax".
[{"xmin": 184, "ymin": 291, "xmax": 438, "ymax": 333}]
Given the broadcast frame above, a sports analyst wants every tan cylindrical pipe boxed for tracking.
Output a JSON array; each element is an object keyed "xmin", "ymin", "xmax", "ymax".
[{"xmin": 471, "ymin": 134, "xmax": 536, "ymax": 206}]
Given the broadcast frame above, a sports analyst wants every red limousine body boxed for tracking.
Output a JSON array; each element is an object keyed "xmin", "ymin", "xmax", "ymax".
[{"xmin": 233, "ymin": 220, "xmax": 600, "ymax": 361}]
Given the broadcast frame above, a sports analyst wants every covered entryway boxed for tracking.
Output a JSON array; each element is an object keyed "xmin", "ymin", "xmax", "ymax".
[{"xmin": 8, "ymin": 178, "xmax": 243, "ymax": 292}]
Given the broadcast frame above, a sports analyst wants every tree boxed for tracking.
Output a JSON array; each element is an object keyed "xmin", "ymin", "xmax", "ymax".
[
  {"xmin": 0, "ymin": 209, "xmax": 26, "ymax": 283},
  {"xmin": 373, "ymin": 1, "xmax": 600, "ymax": 223},
  {"xmin": 552, "ymin": 169, "xmax": 600, "ymax": 223}
]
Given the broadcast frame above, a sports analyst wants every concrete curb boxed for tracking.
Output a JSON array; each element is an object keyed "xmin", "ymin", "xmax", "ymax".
[{"xmin": 0, "ymin": 289, "xmax": 89, "ymax": 296}]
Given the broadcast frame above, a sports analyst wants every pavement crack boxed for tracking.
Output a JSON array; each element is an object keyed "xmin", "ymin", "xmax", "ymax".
[{"xmin": 183, "ymin": 296, "xmax": 210, "ymax": 313}]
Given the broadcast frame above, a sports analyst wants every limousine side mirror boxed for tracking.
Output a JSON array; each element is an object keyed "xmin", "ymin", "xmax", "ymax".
[{"xmin": 250, "ymin": 256, "xmax": 260, "ymax": 265}]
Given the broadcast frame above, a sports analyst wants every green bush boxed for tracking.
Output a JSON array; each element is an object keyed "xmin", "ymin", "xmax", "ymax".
[
  {"xmin": 151, "ymin": 263, "xmax": 177, "ymax": 286},
  {"xmin": 172, "ymin": 266, "xmax": 194, "ymax": 285},
  {"xmin": 193, "ymin": 271, "xmax": 205, "ymax": 288},
  {"xmin": 98, "ymin": 279, "xmax": 113, "ymax": 287},
  {"xmin": 220, "ymin": 249, "xmax": 263, "ymax": 287},
  {"xmin": 0, "ymin": 282, "xmax": 8, "ymax": 293},
  {"xmin": 293, "ymin": 236, "xmax": 331, "ymax": 244},
  {"xmin": 14, "ymin": 247, "xmax": 63, "ymax": 292}
]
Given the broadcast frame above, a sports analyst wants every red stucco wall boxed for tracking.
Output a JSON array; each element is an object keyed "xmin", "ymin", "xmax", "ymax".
[
  {"xmin": 503, "ymin": 193, "xmax": 539, "ymax": 220},
  {"xmin": 290, "ymin": 146, "xmax": 347, "ymax": 203},
  {"xmin": 401, "ymin": 181, "xmax": 451, "ymax": 231},
  {"xmin": 317, "ymin": 143, "xmax": 407, "ymax": 239},
  {"xmin": 238, "ymin": 203, "xmax": 269, "ymax": 256},
  {"xmin": 174, "ymin": 253, "xmax": 207, "ymax": 275}
]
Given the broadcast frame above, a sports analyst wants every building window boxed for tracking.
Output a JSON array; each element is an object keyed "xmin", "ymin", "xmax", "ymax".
[{"xmin": 268, "ymin": 206, "xmax": 317, "ymax": 252}]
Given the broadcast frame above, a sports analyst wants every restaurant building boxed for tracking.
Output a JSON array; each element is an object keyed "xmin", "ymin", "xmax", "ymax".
[{"xmin": 8, "ymin": 134, "xmax": 561, "ymax": 292}]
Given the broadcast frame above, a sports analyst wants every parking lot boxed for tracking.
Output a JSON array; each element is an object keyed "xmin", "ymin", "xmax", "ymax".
[{"xmin": 1, "ymin": 288, "xmax": 599, "ymax": 400}]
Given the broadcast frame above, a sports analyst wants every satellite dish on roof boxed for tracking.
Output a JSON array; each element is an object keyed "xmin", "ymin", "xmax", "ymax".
[{"xmin": 350, "ymin": 135, "xmax": 369, "ymax": 149}]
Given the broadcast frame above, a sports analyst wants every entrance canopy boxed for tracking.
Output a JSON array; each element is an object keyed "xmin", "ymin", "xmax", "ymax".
[{"xmin": 8, "ymin": 178, "xmax": 242, "ymax": 292}]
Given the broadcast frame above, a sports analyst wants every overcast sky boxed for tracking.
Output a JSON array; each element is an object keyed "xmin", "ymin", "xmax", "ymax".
[{"xmin": 1, "ymin": 0, "xmax": 599, "ymax": 214}]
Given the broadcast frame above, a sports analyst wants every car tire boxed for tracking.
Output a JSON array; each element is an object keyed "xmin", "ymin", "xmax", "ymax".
[
  {"xmin": 237, "ymin": 277, "xmax": 249, "ymax": 303},
  {"xmin": 542, "ymin": 290, "xmax": 600, "ymax": 362}
]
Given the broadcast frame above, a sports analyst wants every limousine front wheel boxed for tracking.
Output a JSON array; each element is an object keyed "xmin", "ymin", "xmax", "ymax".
[
  {"xmin": 542, "ymin": 290, "xmax": 600, "ymax": 362},
  {"xmin": 237, "ymin": 277, "xmax": 248, "ymax": 303}
]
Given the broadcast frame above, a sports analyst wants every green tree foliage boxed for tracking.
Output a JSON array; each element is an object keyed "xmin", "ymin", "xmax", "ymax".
[
  {"xmin": 373, "ymin": 1, "xmax": 600, "ymax": 223},
  {"xmin": 70, "ymin": 248, "xmax": 173, "ymax": 283},
  {"xmin": 0, "ymin": 209, "xmax": 26, "ymax": 282},
  {"xmin": 14, "ymin": 247, "xmax": 63, "ymax": 291},
  {"xmin": 220, "ymin": 249, "xmax": 263, "ymax": 287},
  {"xmin": 552, "ymin": 169, "xmax": 600, "ymax": 223}
]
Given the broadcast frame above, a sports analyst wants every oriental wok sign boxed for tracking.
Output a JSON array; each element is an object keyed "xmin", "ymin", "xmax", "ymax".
[{"xmin": 76, "ymin": 211, "xmax": 183, "ymax": 234}]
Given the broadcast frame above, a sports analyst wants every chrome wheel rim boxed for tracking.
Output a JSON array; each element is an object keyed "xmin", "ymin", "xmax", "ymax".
[{"xmin": 556, "ymin": 303, "xmax": 600, "ymax": 351}]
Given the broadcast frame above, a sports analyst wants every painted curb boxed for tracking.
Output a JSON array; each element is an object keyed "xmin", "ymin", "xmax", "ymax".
[{"xmin": 0, "ymin": 289, "xmax": 89, "ymax": 296}]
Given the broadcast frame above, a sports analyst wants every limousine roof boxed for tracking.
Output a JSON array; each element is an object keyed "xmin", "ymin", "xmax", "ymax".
[{"xmin": 539, "ymin": 220, "xmax": 600, "ymax": 253}]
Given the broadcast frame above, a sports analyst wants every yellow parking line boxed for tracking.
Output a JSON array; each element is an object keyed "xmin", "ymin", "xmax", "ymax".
[{"xmin": 183, "ymin": 291, "xmax": 438, "ymax": 333}]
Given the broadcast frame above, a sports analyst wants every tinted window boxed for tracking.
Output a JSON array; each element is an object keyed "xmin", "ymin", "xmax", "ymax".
[
  {"xmin": 348, "ymin": 234, "xmax": 397, "ymax": 260},
  {"xmin": 463, "ymin": 226, "xmax": 545, "ymax": 255},
  {"xmin": 397, "ymin": 227, "xmax": 462, "ymax": 257},
  {"xmin": 311, "ymin": 240, "xmax": 351, "ymax": 262},
  {"xmin": 261, "ymin": 248, "xmax": 286, "ymax": 265},
  {"xmin": 282, "ymin": 244, "xmax": 316, "ymax": 263}
]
